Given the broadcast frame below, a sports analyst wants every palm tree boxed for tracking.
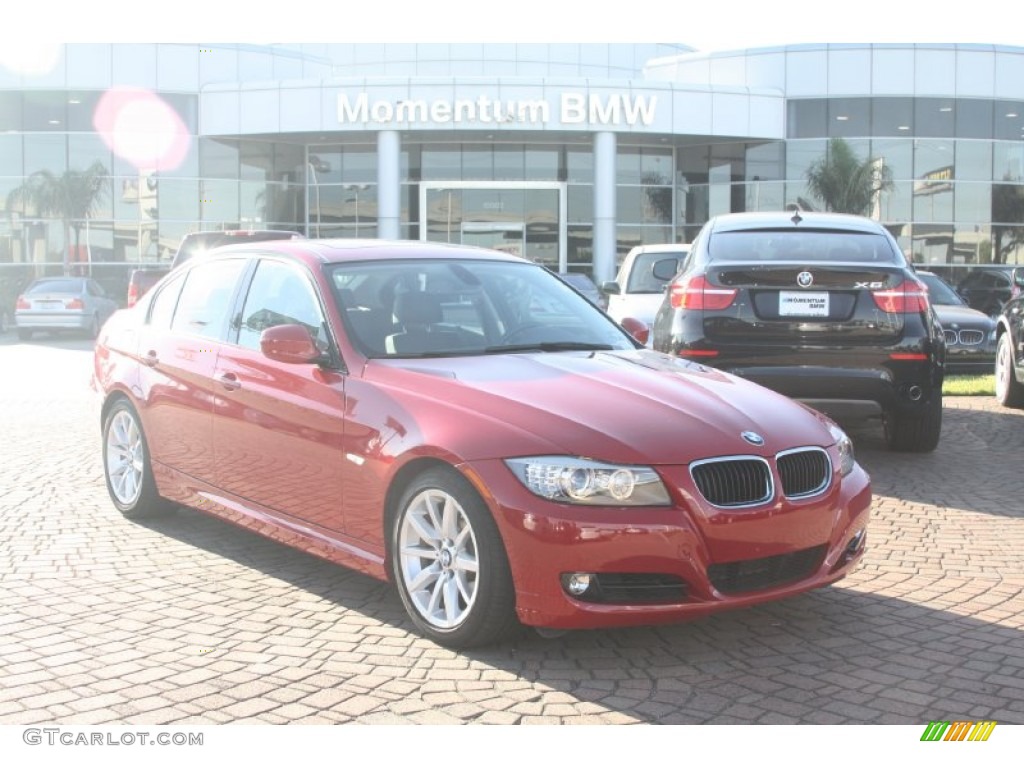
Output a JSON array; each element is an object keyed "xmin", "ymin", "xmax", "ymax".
[
  {"xmin": 6, "ymin": 161, "xmax": 109, "ymax": 274},
  {"xmin": 804, "ymin": 138, "xmax": 894, "ymax": 216}
]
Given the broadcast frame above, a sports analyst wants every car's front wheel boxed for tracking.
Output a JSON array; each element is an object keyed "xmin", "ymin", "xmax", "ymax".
[
  {"xmin": 102, "ymin": 399, "xmax": 173, "ymax": 519},
  {"xmin": 391, "ymin": 467, "xmax": 518, "ymax": 648},
  {"xmin": 883, "ymin": 394, "xmax": 942, "ymax": 452},
  {"xmin": 995, "ymin": 332, "xmax": 1024, "ymax": 408}
]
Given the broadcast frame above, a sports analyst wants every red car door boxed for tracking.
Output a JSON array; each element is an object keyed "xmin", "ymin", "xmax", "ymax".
[
  {"xmin": 136, "ymin": 258, "xmax": 248, "ymax": 486},
  {"xmin": 209, "ymin": 257, "xmax": 348, "ymax": 533}
]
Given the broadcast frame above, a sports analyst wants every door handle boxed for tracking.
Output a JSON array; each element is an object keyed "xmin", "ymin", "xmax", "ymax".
[
  {"xmin": 141, "ymin": 350, "xmax": 159, "ymax": 367},
  {"xmin": 215, "ymin": 371, "xmax": 241, "ymax": 391}
]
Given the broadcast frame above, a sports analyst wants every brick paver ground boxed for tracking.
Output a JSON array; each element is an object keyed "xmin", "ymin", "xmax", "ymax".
[{"xmin": 1, "ymin": 334, "xmax": 1022, "ymax": 725}]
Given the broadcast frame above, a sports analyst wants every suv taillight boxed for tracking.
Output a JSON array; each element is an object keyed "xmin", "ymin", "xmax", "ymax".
[
  {"xmin": 127, "ymin": 282, "xmax": 138, "ymax": 308},
  {"xmin": 669, "ymin": 275, "xmax": 738, "ymax": 310},
  {"xmin": 871, "ymin": 280, "xmax": 929, "ymax": 314}
]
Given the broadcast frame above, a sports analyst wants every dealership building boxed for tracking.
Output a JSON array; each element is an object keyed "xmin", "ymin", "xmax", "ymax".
[{"xmin": 1, "ymin": 42, "xmax": 1023, "ymax": 282}]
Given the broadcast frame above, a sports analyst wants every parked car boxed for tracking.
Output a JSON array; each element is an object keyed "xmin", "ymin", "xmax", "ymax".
[
  {"xmin": 916, "ymin": 271, "xmax": 997, "ymax": 374},
  {"xmin": 15, "ymin": 277, "xmax": 118, "ymax": 340},
  {"xmin": 93, "ymin": 239, "xmax": 870, "ymax": 648},
  {"xmin": 956, "ymin": 265, "xmax": 1022, "ymax": 317},
  {"xmin": 994, "ymin": 268, "xmax": 1024, "ymax": 408},
  {"xmin": 651, "ymin": 211, "xmax": 946, "ymax": 452},
  {"xmin": 556, "ymin": 271, "xmax": 607, "ymax": 311},
  {"xmin": 127, "ymin": 229, "xmax": 304, "ymax": 307},
  {"xmin": 603, "ymin": 243, "xmax": 691, "ymax": 328}
]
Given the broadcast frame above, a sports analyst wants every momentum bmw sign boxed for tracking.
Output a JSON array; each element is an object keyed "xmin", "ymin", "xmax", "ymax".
[{"xmin": 337, "ymin": 92, "xmax": 659, "ymax": 127}]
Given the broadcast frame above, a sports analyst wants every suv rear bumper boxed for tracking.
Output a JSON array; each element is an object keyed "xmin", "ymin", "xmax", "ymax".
[{"xmin": 716, "ymin": 358, "xmax": 943, "ymax": 420}]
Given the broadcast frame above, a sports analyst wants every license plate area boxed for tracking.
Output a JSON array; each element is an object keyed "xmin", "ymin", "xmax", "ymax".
[{"xmin": 779, "ymin": 291, "xmax": 830, "ymax": 317}]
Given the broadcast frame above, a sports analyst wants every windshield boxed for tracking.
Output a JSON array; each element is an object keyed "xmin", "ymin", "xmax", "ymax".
[
  {"xmin": 917, "ymin": 273, "xmax": 964, "ymax": 305},
  {"xmin": 709, "ymin": 230, "xmax": 900, "ymax": 264},
  {"xmin": 329, "ymin": 259, "xmax": 636, "ymax": 358}
]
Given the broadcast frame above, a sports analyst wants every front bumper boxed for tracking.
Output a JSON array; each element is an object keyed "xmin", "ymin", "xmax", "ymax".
[{"xmin": 464, "ymin": 455, "xmax": 871, "ymax": 630}]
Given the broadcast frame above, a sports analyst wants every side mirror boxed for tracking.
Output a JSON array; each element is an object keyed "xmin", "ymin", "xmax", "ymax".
[
  {"xmin": 620, "ymin": 317, "xmax": 650, "ymax": 346},
  {"xmin": 652, "ymin": 258, "xmax": 679, "ymax": 282},
  {"xmin": 601, "ymin": 281, "xmax": 621, "ymax": 295},
  {"xmin": 1014, "ymin": 268, "xmax": 1024, "ymax": 289},
  {"xmin": 260, "ymin": 324, "xmax": 321, "ymax": 364}
]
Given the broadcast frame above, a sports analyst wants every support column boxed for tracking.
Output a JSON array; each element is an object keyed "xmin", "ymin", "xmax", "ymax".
[
  {"xmin": 377, "ymin": 130, "xmax": 401, "ymax": 240},
  {"xmin": 592, "ymin": 131, "xmax": 617, "ymax": 283}
]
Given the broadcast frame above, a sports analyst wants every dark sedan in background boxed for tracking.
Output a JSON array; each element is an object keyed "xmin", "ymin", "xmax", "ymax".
[
  {"xmin": 651, "ymin": 211, "xmax": 945, "ymax": 453},
  {"xmin": 916, "ymin": 271, "xmax": 996, "ymax": 374}
]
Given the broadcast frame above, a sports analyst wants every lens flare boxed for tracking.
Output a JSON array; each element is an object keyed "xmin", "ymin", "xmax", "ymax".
[{"xmin": 93, "ymin": 87, "xmax": 191, "ymax": 171}]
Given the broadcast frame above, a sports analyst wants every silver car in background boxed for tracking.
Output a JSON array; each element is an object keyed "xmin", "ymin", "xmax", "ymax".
[{"xmin": 14, "ymin": 277, "xmax": 118, "ymax": 341}]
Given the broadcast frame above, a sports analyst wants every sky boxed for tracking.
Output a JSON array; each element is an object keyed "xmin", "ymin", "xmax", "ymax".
[{"xmin": 6, "ymin": 0, "xmax": 1021, "ymax": 53}]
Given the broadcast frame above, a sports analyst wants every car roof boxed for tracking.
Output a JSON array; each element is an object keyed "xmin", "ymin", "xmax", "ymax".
[
  {"xmin": 627, "ymin": 243, "xmax": 691, "ymax": 255},
  {"xmin": 205, "ymin": 238, "xmax": 534, "ymax": 268},
  {"xmin": 708, "ymin": 211, "xmax": 887, "ymax": 235}
]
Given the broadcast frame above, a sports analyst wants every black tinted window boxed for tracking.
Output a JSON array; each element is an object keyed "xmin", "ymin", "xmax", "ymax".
[
  {"xmin": 237, "ymin": 260, "xmax": 327, "ymax": 351},
  {"xmin": 709, "ymin": 231, "xmax": 899, "ymax": 264},
  {"xmin": 170, "ymin": 259, "xmax": 247, "ymax": 340}
]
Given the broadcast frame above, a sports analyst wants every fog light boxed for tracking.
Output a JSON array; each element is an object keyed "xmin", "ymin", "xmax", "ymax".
[
  {"xmin": 563, "ymin": 572, "xmax": 594, "ymax": 596},
  {"xmin": 845, "ymin": 529, "xmax": 866, "ymax": 557}
]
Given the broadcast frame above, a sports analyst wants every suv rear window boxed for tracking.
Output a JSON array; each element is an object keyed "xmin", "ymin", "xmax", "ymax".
[{"xmin": 709, "ymin": 230, "xmax": 899, "ymax": 264}]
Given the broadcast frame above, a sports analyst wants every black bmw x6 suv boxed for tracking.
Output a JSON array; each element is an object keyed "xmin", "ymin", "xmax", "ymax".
[{"xmin": 651, "ymin": 211, "xmax": 945, "ymax": 452}]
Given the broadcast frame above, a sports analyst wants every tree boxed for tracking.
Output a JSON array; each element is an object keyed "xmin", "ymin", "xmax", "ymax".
[
  {"xmin": 6, "ymin": 161, "xmax": 109, "ymax": 274},
  {"xmin": 804, "ymin": 138, "xmax": 894, "ymax": 216},
  {"xmin": 991, "ymin": 178, "xmax": 1024, "ymax": 264}
]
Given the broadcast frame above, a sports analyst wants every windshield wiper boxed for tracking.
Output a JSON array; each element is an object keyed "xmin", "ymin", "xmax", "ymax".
[{"xmin": 483, "ymin": 341, "xmax": 616, "ymax": 354}]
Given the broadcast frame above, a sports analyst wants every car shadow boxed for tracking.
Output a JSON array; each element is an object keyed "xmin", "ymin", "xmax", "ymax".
[
  {"xmin": 840, "ymin": 399, "xmax": 1024, "ymax": 520},
  {"xmin": 137, "ymin": 506, "xmax": 1022, "ymax": 724}
]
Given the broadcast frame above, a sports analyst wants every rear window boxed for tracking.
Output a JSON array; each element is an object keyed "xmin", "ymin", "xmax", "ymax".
[
  {"xmin": 708, "ymin": 230, "xmax": 899, "ymax": 265},
  {"xmin": 626, "ymin": 251, "xmax": 688, "ymax": 293},
  {"xmin": 27, "ymin": 279, "xmax": 84, "ymax": 294}
]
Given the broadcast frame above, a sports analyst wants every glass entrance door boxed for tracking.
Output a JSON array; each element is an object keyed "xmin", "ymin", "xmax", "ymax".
[
  {"xmin": 421, "ymin": 182, "xmax": 566, "ymax": 270},
  {"xmin": 461, "ymin": 222, "xmax": 524, "ymax": 257}
]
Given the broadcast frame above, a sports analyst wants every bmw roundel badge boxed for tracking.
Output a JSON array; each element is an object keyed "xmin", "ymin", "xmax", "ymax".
[{"xmin": 741, "ymin": 431, "xmax": 765, "ymax": 446}]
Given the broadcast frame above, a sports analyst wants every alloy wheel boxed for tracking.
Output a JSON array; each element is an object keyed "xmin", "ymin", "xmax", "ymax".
[
  {"xmin": 106, "ymin": 409, "xmax": 144, "ymax": 506},
  {"xmin": 397, "ymin": 488, "xmax": 480, "ymax": 629}
]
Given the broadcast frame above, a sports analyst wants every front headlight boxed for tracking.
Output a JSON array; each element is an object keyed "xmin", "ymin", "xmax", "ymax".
[
  {"xmin": 505, "ymin": 456, "xmax": 671, "ymax": 506},
  {"xmin": 828, "ymin": 424, "xmax": 856, "ymax": 477}
]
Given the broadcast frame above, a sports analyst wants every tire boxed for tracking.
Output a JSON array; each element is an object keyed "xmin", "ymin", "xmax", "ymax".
[
  {"xmin": 87, "ymin": 314, "xmax": 100, "ymax": 339},
  {"xmin": 16, "ymin": 328, "xmax": 32, "ymax": 341},
  {"xmin": 995, "ymin": 332, "xmax": 1024, "ymax": 408},
  {"xmin": 391, "ymin": 467, "xmax": 518, "ymax": 648},
  {"xmin": 883, "ymin": 394, "xmax": 943, "ymax": 452},
  {"xmin": 102, "ymin": 399, "xmax": 173, "ymax": 519}
]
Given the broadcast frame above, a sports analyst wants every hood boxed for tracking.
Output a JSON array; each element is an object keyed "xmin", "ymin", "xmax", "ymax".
[
  {"xmin": 369, "ymin": 349, "xmax": 835, "ymax": 465},
  {"xmin": 932, "ymin": 303, "xmax": 995, "ymax": 328}
]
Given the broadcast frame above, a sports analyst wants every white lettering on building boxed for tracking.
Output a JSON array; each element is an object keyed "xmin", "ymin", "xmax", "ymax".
[{"xmin": 337, "ymin": 93, "xmax": 656, "ymax": 127}]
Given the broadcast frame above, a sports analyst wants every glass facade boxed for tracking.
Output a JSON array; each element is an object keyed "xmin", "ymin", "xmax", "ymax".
[{"xmin": 2, "ymin": 46, "xmax": 1023, "ymax": 303}]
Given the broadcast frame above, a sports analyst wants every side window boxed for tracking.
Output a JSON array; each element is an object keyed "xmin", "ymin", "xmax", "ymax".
[
  {"xmin": 170, "ymin": 259, "xmax": 248, "ymax": 341},
  {"xmin": 236, "ymin": 259, "xmax": 328, "ymax": 352},
  {"xmin": 148, "ymin": 272, "xmax": 186, "ymax": 331}
]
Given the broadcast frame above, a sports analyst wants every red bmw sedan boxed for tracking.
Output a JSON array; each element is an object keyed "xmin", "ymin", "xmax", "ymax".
[{"xmin": 93, "ymin": 240, "xmax": 871, "ymax": 648}]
